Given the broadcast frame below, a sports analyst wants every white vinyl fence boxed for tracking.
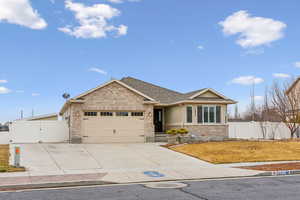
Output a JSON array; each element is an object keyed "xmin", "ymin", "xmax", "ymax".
[
  {"xmin": 9, "ymin": 121, "xmax": 69, "ymax": 144},
  {"xmin": 229, "ymin": 122, "xmax": 291, "ymax": 139},
  {"xmin": 0, "ymin": 132, "xmax": 9, "ymax": 144}
]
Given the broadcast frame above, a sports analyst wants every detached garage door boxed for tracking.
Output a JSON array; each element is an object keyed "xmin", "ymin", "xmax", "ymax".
[{"xmin": 82, "ymin": 111, "xmax": 145, "ymax": 143}]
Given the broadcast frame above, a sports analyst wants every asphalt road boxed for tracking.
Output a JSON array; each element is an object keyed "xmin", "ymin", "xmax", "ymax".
[{"xmin": 1, "ymin": 176, "xmax": 300, "ymax": 200}]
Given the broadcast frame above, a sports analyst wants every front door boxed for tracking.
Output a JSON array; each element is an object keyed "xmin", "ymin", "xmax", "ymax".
[{"xmin": 154, "ymin": 109, "xmax": 163, "ymax": 132}]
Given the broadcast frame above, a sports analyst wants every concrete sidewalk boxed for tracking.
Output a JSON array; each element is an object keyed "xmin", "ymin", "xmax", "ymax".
[{"xmin": 0, "ymin": 143, "xmax": 262, "ymax": 186}]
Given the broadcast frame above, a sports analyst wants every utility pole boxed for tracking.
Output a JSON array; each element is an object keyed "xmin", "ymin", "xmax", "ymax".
[
  {"xmin": 250, "ymin": 81, "xmax": 256, "ymax": 121},
  {"xmin": 20, "ymin": 110, "xmax": 23, "ymax": 119}
]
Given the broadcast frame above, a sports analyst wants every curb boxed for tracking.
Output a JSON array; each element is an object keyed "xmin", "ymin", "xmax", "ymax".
[
  {"xmin": 256, "ymin": 170, "xmax": 300, "ymax": 176},
  {"xmin": 1, "ymin": 171, "xmax": 300, "ymax": 192},
  {"xmin": 0, "ymin": 180, "xmax": 116, "ymax": 191}
]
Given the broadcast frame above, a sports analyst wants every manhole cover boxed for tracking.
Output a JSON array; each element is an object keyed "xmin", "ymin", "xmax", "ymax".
[{"xmin": 144, "ymin": 182, "xmax": 187, "ymax": 189}]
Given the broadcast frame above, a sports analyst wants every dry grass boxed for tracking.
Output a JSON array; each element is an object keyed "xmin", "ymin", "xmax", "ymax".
[
  {"xmin": 0, "ymin": 145, "xmax": 25, "ymax": 173},
  {"xmin": 168, "ymin": 141, "xmax": 300, "ymax": 164}
]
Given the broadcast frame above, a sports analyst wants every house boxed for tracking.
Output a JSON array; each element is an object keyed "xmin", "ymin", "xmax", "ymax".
[{"xmin": 59, "ymin": 77, "xmax": 236, "ymax": 143}]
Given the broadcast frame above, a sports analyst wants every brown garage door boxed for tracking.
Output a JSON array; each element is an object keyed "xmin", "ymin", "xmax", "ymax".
[{"xmin": 82, "ymin": 111, "xmax": 145, "ymax": 143}]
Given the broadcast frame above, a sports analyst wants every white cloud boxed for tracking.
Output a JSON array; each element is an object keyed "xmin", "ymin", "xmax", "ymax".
[
  {"xmin": 230, "ymin": 76, "xmax": 264, "ymax": 85},
  {"xmin": 59, "ymin": 1, "xmax": 127, "ymax": 39},
  {"xmin": 219, "ymin": 10, "xmax": 286, "ymax": 48},
  {"xmin": 294, "ymin": 62, "xmax": 300, "ymax": 68},
  {"xmin": 32, "ymin": 93, "xmax": 40, "ymax": 96},
  {"xmin": 0, "ymin": 0, "xmax": 47, "ymax": 29},
  {"xmin": 0, "ymin": 80, "xmax": 7, "ymax": 83},
  {"xmin": 273, "ymin": 73, "xmax": 291, "ymax": 78},
  {"xmin": 254, "ymin": 96, "xmax": 263, "ymax": 101},
  {"xmin": 197, "ymin": 45, "xmax": 204, "ymax": 50},
  {"xmin": 89, "ymin": 67, "xmax": 107, "ymax": 75},
  {"xmin": 107, "ymin": 0, "xmax": 141, "ymax": 3},
  {"xmin": 117, "ymin": 24, "xmax": 128, "ymax": 36},
  {"xmin": 0, "ymin": 87, "xmax": 11, "ymax": 94}
]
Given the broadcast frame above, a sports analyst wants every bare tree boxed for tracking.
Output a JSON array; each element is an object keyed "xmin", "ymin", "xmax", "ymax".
[
  {"xmin": 255, "ymin": 88, "xmax": 280, "ymax": 139},
  {"xmin": 270, "ymin": 80, "xmax": 300, "ymax": 138}
]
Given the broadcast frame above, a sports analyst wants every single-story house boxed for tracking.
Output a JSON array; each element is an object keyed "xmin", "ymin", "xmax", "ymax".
[{"xmin": 60, "ymin": 77, "xmax": 236, "ymax": 143}]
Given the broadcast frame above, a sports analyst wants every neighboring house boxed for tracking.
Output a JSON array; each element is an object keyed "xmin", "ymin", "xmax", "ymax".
[
  {"xmin": 60, "ymin": 77, "xmax": 236, "ymax": 143},
  {"xmin": 18, "ymin": 113, "xmax": 58, "ymax": 121}
]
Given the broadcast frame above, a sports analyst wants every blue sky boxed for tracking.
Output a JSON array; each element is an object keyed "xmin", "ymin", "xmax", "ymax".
[{"xmin": 0, "ymin": 0, "xmax": 300, "ymax": 122}]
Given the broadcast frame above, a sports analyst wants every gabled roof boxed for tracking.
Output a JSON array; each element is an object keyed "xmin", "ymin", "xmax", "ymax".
[
  {"xmin": 188, "ymin": 88, "xmax": 228, "ymax": 100},
  {"xmin": 120, "ymin": 77, "xmax": 184, "ymax": 104},
  {"xmin": 120, "ymin": 77, "xmax": 236, "ymax": 104},
  {"xmin": 73, "ymin": 79, "xmax": 156, "ymax": 101},
  {"xmin": 286, "ymin": 77, "xmax": 300, "ymax": 94},
  {"xmin": 60, "ymin": 77, "xmax": 236, "ymax": 114}
]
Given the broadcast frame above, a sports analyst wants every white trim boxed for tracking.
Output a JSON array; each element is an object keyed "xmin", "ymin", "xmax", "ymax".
[
  {"xmin": 189, "ymin": 88, "xmax": 229, "ymax": 100},
  {"xmin": 73, "ymin": 80, "xmax": 156, "ymax": 102},
  {"xmin": 196, "ymin": 105, "xmax": 222, "ymax": 125}
]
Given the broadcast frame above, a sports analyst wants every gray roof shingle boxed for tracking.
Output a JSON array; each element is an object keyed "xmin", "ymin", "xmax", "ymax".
[{"xmin": 120, "ymin": 77, "xmax": 234, "ymax": 104}]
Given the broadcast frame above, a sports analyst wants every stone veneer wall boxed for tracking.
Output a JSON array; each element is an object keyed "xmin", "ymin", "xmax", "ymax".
[
  {"xmin": 63, "ymin": 82, "xmax": 154, "ymax": 143},
  {"xmin": 165, "ymin": 125, "xmax": 229, "ymax": 140}
]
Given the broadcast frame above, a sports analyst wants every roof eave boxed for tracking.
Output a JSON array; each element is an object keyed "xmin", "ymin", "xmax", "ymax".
[
  {"xmin": 59, "ymin": 99, "xmax": 85, "ymax": 115},
  {"xmin": 156, "ymin": 100, "xmax": 237, "ymax": 107}
]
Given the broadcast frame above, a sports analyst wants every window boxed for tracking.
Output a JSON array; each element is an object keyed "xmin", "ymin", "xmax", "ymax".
[
  {"xmin": 186, "ymin": 106, "xmax": 193, "ymax": 123},
  {"xmin": 216, "ymin": 106, "xmax": 221, "ymax": 123},
  {"xmin": 116, "ymin": 112, "xmax": 129, "ymax": 116},
  {"xmin": 197, "ymin": 105, "xmax": 222, "ymax": 124},
  {"xmin": 197, "ymin": 106, "xmax": 203, "ymax": 123},
  {"xmin": 84, "ymin": 112, "xmax": 97, "ymax": 116},
  {"xmin": 100, "ymin": 112, "xmax": 113, "ymax": 116},
  {"xmin": 131, "ymin": 112, "xmax": 143, "ymax": 116},
  {"xmin": 203, "ymin": 107, "xmax": 209, "ymax": 123},
  {"xmin": 209, "ymin": 107, "xmax": 215, "ymax": 123}
]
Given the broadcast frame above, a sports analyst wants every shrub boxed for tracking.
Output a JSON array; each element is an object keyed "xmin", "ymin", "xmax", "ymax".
[
  {"xmin": 177, "ymin": 128, "xmax": 189, "ymax": 135},
  {"xmin": 166, "ymin": 129, "xmax": 178, "ymax": 135}
]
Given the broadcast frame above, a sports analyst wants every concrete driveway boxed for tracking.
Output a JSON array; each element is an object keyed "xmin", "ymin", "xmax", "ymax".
[{"xmin": 7, "ymin": 143, "xmax": 261, "ymax": 183}]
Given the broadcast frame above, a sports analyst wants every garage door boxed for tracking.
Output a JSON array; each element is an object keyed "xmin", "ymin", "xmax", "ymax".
[{"xmin": 82, "ymin": 111, "xmax": 145, "ymax": 143}]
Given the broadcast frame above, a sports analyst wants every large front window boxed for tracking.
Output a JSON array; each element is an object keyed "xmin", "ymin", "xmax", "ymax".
[{"xmin": 197, "ymin": 105, "xmax": 221, "ymax": 124}]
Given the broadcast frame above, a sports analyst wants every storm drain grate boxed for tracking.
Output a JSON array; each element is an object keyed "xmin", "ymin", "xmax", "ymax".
[{"xmin": 144, "ymin": 182, "xmax": 187, "ymax": 189}]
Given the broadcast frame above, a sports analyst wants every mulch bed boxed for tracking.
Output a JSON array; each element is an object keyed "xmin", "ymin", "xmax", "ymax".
[{"xmin": 239, "ymin": 162, "xmax": 300, "ymax": 171}]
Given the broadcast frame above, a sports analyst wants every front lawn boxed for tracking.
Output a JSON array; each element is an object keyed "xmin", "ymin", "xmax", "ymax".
[
  {"xmin": 0, "ymin": 145, "xmax": 24, "ymax": 172},
  {"xmin": 168, "ymin": 141, "xmax": 300, "ymax": 164}
]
